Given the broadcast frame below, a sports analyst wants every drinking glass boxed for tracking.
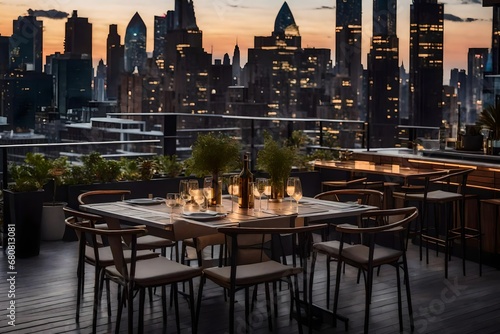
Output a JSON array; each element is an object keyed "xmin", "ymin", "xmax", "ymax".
[
  {"xmin": 263, "ymin": 182, "xmax": 271, "ymax": 210},
  {"xmin": 203, "ymin": 177, "xmax": 213, "ymax": 207},
  {"xmin": 179, "ymin": 180, "xmax": 190, "ymax": 208},
  {"xmin": 192, "ymin": 189, "xmax": 206, "ymax": 211},
  {"xmin": 165, "ymin": 193, "xmax": 179, "ymax": 222},
  {"xmin": 287, "ymin": 177, "xmax": 298, "ymax": 208},
  {"xmin": 226, "ymin": 175, "xmax": 237, "ymax": 213},
  {"xmin": 291, "ymin": 178, "xmax": 303, "ymax": 213},
  {"xmin": 255, "ymin": 178, "xmax": 267, "ymax": 212},
  {"xmin": 188, "ymin": 179, "xmax": 199, "ymax": 198}
]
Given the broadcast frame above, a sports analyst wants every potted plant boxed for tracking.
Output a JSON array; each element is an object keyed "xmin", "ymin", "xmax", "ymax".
[
  {"xmin": 185, "ymin": 133, "xmax": 240, "ymax": 205},
  {"xmin": 4, "ymin": 153, "xmax": 52, "ymax": 257},
  {"xmin": 41, "ymin": 156, "xmax": 69, "ymax": 241},
  {"xmin": 155, "ymin": 154, "xmax": 184, "ymax": 178},
  {"xmin": 257, "ymin": 132, "xmax": 297, "ymax": 201}
]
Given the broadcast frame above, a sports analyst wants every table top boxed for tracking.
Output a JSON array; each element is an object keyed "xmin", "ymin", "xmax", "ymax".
[
  {"xmin": 315, "ymin": 160, "xmax": 441, "ymax": 178},
  {"xmin": 80, "ymin": 196, "xmax": 375, "ymax": 240}
]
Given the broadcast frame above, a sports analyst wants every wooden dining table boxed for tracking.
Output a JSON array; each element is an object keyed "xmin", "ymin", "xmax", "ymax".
[{"xmin": 79, "ymin": 196, "xmax": 376, "ymax": 242}]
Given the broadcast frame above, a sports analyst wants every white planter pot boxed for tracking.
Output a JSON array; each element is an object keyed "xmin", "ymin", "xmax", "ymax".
[{"xmin": 41, "ymin": 203, "xmax": 67, "ymax": 241}]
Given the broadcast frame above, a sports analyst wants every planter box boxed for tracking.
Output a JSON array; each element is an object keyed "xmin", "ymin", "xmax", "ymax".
[{"xmin": 3, "ymin": 189, "xmax": 44, "ymax": 258}]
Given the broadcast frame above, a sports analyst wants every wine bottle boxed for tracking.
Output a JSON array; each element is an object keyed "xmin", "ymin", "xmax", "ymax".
[{"xmin": 238, "ymin": 153, "xmax": 254, "ymax": 209}]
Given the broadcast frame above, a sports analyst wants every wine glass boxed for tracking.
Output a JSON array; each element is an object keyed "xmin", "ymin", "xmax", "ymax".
[
  {"xmin": 255, "ymin": 178, "xmax": 267, "ymax": 212},
  {"xmin": 263, "ymin": 181, "xmax": 271, "ymax": 210},
  {"xmin": 165, "ymin": 193, "xmax": 179, "ymax": 222},
  {"xmin": 192, "ymin": 189, "xmax": 206, "ymax": 211},
  {"xmin": 291, "ymin": 178, "xmax": 303, "ymax": 213},
  {"xmin": 226, "ymin": 175, "xmax": 237, "ymax": 213},
  {"xmin": 203, "ymin": 177, "xmax": 213, "ymax": 207},
  {"xmin": 287, "ymin": 177, "xmax": 297, "ymax": 208},
  {"xmin": 179, "ymin": 180, "xmax": 190, "ymax": 209}
]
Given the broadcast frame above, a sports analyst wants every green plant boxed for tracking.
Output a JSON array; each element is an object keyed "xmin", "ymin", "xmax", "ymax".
[
  {"xmin": 185, "ymin": 133, "xmax": 240, "ymax": 177},
  {"xmin": 79, "ymin": 152, "xmax": 122, "ymax": 184},
  {"xmin": 48, "ymin": 156, "xmax": 69, "ymax": 204},
  {"xmin": 119, "ymin": 157, "xmax": 141, "ymax": 181},
  {"xmin": 155, "ymin": 154, "xmax": 183, "ymax": 178},
  {"xmin": 8, "ymin": 153, "xmax": 52, "ymax": 192},
  {"xmin": 257, "ymin": 132, "xmax": 297, "ymax": 189},
  {"xmin": 477, "ymin": 104, "xmax": 500, "ymax": 140}
]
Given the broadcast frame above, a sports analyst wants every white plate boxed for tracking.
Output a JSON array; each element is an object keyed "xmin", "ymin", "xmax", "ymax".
[
  {"xmin": 124, "ymin": 198, "xmax": 164, "ymax": 205},
  {"xmin": 181, "ymin": 211, "xmax": 227, "ymax": 221}
]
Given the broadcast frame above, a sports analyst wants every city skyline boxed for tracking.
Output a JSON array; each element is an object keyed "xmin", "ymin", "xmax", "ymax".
[{"xmin": 0, "ymin": 0, "xmax": 493, "ymax": 81}]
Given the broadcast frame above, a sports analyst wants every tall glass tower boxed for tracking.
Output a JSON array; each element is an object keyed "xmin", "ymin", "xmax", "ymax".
[
  {"xmin": 124, "ymin": 12, "xmax": 147, "ymax": 74},
  {"xmin": 368, "ymin": 0, "xmax": 400, "ymax": 148},
  {"xmin": 410, "ymin": 0, "xmax": 444, "ymax": 128},
  {"xmin": 9, "ymin": 16, "xmax": 43, "ymax": 72},
  {"xmin": 106, "ymin": 24, "xmax": 123, "ymax": 100},
  {"xmin": 335, "ymin": 0, "xmax": 362, "ymax": 118}
]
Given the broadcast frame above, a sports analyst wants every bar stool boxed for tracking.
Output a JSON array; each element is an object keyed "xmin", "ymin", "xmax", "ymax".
[
  {"xmin": 480, "ymin": 198, "xmax": 500, "ymax": 269},
  {"xmin": 395, "ymin": 168, "xmax": 481, "ymax": 278}
]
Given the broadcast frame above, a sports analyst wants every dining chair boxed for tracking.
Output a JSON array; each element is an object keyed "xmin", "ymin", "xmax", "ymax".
[
  {"xmin": 309, "ymin": 189, "xmax": 384, "ymax": 307},
  {"xmin": 78, "ymin": 189, "xmax": 178, "ymax": 259},
  {"xmin": 196, "ymin": 215, "xmax": 326, "ymax": 334},
  {"xmin": 66, "ymin": 215, "xmax": 201, "ymax": 334},
  {"xmin": 331, "ymin": 207, "xmax": 419, "ymax": 334},
  {"xmin": 64, "ymin": 207, "xmax": 160, "ymax": 333}
]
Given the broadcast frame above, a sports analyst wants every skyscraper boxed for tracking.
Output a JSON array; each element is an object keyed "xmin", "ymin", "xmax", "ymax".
[
  {"xmin": 163, "ymin": 0, "xmax": 211, "ymax": 115},
  {"xmin": 64, "ymin": 10, "xmax": 92, "ymax": 58},
  {"xmin": 124, "ymin": 12, "xmax": 147, "ymax": 74},
  {"xmin": 410, "ymin": 0, "xmax": 444, "ymax": 128},
  {"xmin": 153, "ymin": 14, "xmax": 168, "ymax": 69},
  {"xmin": 335, "ymin": 0, "xmax": 362, "ymax": 118},
  {"xmin": 94, "ymin": 59, "xmax": 106, "ymax": 102},
  {"xmin": 232, "ymin": 43, "xmax": 241, "ymax": 85},
  {"xmin": 106, "ymin": 24, "xmax": 123, "ymax": 101},
  {"xmin": 9, "ymin": 15, "xmax": 43, "ymax": 72},
  {"xmin": 367, "ymin": 0, "xmax": 400, "ymax": 147},
  {"xmin": 467, "ymin": 48, "xmax": 488, "ymax": 123},
  {"xmin": 0, "ymin": 35, "xmax": 9, "ymax": 75},
  {"xmin": 247, "ymin": 2, "xmax": 301, "ymax": 117}
]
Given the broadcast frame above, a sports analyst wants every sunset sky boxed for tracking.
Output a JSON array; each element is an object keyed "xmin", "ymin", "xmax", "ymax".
[{"xmin": 0, "ymin": 0, "xmax": 493, "ymax": 81}]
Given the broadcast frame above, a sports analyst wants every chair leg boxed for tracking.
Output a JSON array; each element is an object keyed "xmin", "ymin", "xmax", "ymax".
[
  {"xmin": 332, "ymin": 260, "xmax": 343, "ymax": 328},
  {"xmin": 396, "ymin": 265, "xmax": 403, "ymax": 332},
  {"xmin": 195, "ymin": 276, "xmax": 206, "ymax": 333},
  {"xmin": 161, "ymin": 285, "xmax": 167, "ymax": 324},
  {"xmin": 189, "ymin": 279, "xmax": 197, "ymax": 334},
  {"xmin": 308, "ymin": 251, "xmax": 317, "ymax": 332},
  {"xmin": 245, "ymin": 287, "xmax": 250, "ymax": 333},
  {"xmin": 174, "ymin": 283, "xmax": 181, "ymax": 333},
  {"xmin": 138, "ymin": 288, "xmax": 145, "ymax": 334},
  {"xmin": 265, "ymin": 283, "xmax": 273, "ymax": 331},
  {"xmin": 326, "ymin": 255, "xmax": 331, "ymax": 308},
  {"xmin": 92, "ymin": 267, "xmax": 100, "ymax": 334},
  {"xmin": 364, "ymin": 268, "xmax": 373, "ymax": 334},
  {"xmin": 403, "ymin": 254, "xmax": 415, "ymax": 332},
  {"xmin": 128, "ymin": 284, "xmax": 134, "ymax": 334},
  {"xmin": 105, "ymin": 277, "xmax": 111, "ymax": 317},
  {"xmin": 76, "ymin": 259, "xmax": 84, "ymax": 323},
  {"xmin": 115, "ymin": 286, "xmax": 125, "ymax": 334}
]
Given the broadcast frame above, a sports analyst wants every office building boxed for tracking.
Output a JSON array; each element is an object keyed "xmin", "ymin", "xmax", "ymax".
[
  {"xmin": 467, "ymin": 48, "xmax": 488, "ymax": 123},
  {"xmin": 124, "ymin": 12, "xmax": 147, "ymax": 74},
  {"xmin": 232, "ymin": 43, "xmax": 241, "ymax": 85},
  {"xmin": 153, "ymin": 14, "xmax": 169, "ymax": 70},
  {"xmin": 0, "ymin": 70, "xmax": 53, "ymax": 130},
  {"xmin": 9, "ymin": 15, "xmax": 43, "ymax": 72},
  {"xmin": 49, "ymin": 53, "xmax": 93, "ymax": 120},
  {"xmin": 367, "ymin": 0, "xmax": 400, "ymax": 147},
  {"xmin": 0, "ymin": 35, "xmax": 9, "ymax": 75},
  {"xmin": 106, "ymin": 24, "xmax": 123, "ymax": 101},
  {"xmin": 410, "ymin": 0, "xmax": 444, "ymax": 128},
  {"xmin": 64, "ymin": 10, "xmax": 92, "ymax": 58},
  {"xmin": 335, "ymin": 0, "xmax": 362, "ymax": 118},
  {"xmin": 246, "ymin": 2, "xmax": 301, "ymax": 117},
  {"xmin": 94, "ymin": 59, "xmax": 106, "ymax": 102}
]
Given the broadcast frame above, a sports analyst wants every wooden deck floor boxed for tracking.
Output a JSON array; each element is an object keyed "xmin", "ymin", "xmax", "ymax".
[{"xmin": 1, "ymin": 240, "xmax": 499, "ymax": 334}]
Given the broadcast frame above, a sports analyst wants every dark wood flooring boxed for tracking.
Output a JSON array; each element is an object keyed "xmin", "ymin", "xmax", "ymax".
[{"xmin": 1, "ymin": 240, "xmax": 499, "ymax": 334}]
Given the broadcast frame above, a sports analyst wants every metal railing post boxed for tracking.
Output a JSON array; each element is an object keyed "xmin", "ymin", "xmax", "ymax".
[{"xmin": 163, "ymin": 114, "xmax": 178, "ymax": 156}]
